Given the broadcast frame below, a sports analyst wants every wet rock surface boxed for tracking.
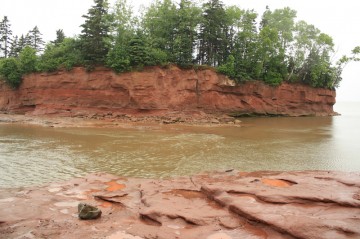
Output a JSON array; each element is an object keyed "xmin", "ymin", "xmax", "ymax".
[
  {"xmin": 0, "ymin": 66, "xmax": 336, "ymax": 118},
  {"xmin": 0, "ymin": 171, "xmax": 359, "ymax": 239}
]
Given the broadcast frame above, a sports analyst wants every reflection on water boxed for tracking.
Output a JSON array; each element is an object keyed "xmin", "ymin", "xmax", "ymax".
[{"xmin": 0, "ymin": 102, "xmax": 359, "ymax": 188}]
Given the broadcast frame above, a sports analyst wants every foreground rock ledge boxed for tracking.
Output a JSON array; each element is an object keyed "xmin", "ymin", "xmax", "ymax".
[{"xmin": 1, "ymin": 171, "xmax": 359, "ymax": 239}]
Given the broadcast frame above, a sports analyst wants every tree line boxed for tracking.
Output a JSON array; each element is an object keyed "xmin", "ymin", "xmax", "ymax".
[{"xmin": 0, "ymin": 0, "xmax": 359, "ymax": 89}]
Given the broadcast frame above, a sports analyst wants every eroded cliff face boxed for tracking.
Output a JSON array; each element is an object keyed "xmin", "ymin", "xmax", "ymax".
[{"xmin": 0, "ymin": 66, "xmax": 336, "ymax": 117}]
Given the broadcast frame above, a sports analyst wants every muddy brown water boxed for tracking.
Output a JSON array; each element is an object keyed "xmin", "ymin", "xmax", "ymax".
[{"xmin": 0, "ymin": 102, "xmax": 359, "ymax": 188}]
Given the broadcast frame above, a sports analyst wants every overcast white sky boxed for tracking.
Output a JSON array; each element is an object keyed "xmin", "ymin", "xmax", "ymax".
[{"xmin": 1, "ymin": 0, "xmax": 359, "ymax": 102}]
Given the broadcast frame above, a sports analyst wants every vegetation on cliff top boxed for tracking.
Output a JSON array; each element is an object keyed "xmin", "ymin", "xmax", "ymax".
[{"xmin": 0, "ymin": 0, "xmax": 359, "ymax": 89}]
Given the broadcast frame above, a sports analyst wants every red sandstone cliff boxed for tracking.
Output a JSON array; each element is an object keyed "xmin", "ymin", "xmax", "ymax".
[{"xmin": 0, "ymin": 66, "xmax": 336, "ymax": 117}]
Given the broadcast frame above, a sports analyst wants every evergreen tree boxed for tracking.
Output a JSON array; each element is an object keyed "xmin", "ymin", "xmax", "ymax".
[
  {"xmin": 51, "ymin": 29, "xmax": 65, "ymax": 46},
  {"xmin": 8, "ymin": 35, "xmax": 19, "ymax": 57},
  {"xmin": 23, "ymin": 33, "xmax": 32, "ymax": 47},
  {"xmin": 26, "ymin": 26, "xmax": 45, "ymax": 53},
  {"xmin": 128, "ymin": 32, "xmax": 148, "ymax": 67},
  {"xmin": 9, "ymin": 34, "xmax": 27, "ymax": 57},
  {"xmin": 19, "ymin": 35, "xmax": 28, "ymax": 51},
  {"xmin": 80, "ymin": 0, "xmax": 111, "ymax": 66},
  {"xmin": 0, "ymin": 16, "xmax": 13, "ymax": 58}
]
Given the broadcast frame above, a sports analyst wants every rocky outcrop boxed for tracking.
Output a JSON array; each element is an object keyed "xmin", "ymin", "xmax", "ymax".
[
  {"xmin": 0, "ymin": 171, "xmax": 359, "ymax": 239},
  {"xmin": 0, "ymin": 66, "xmax": 336, "ymax": 117}
]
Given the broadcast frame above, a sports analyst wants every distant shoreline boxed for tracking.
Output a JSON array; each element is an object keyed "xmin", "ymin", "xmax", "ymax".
[{"xmin": 0, "ymin": 112, "xmax": 243, "ymax": 129}]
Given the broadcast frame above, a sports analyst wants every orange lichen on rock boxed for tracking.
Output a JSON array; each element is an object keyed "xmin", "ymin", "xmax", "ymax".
[
  {"xmin": 106, "ymin": 180, "xmax": 126, "ymax": 192},
  {"xmin": 100, "ymin": 201, "xmax": 113, "ymax": 208},
  {"xmin": 261, "ymin": 178, "xmax": 293, "ymax": 187}
]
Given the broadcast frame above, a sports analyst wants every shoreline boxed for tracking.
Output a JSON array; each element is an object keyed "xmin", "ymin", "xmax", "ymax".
[
  {"xmin": 0, "ymin": 112, "xmax": 243, "ymax": 129},
  {"xmin": 1, "ymin": 170, "xmax": 359, "ymax": 239}
]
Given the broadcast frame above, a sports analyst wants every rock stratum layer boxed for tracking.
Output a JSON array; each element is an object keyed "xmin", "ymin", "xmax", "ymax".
[
  {"xmin": 0, "ymin": 66, "xmax": 336, "ymax": 117},
  {"xmin": 0, "ymin": 171, "xmax": 359, "ymax": 239}
]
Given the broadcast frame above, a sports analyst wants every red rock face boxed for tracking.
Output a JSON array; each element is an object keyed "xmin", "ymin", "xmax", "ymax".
[{"xmin": 0, "ymin": 66, "xmax": 336, "ymax": 117}]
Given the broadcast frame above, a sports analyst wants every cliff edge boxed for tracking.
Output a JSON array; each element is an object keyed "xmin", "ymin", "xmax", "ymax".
[{"xmin": 0, "ymin": 66, "xmax": 336, "ymax": 118}]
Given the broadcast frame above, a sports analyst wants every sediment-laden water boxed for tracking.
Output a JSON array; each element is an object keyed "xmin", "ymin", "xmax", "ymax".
[{"xmin": 0, "ymin": 102, "xmax": 359, "ymax": 188}]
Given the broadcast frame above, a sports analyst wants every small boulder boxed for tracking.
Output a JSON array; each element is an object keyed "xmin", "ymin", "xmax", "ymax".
[{"xmin": 78, "ymin": 203, "xmax": 102, "ymax": 220}]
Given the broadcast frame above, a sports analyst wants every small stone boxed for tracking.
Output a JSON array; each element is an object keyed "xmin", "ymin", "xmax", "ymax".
[
  {"xmin": 234, "ymin": 119, "xmax": 242, "ymax": 124},
  {"xmin": 210, "ymin": 119, "xmax": 220, "ymax": 124},
  {"xmin": 78, "ymin": 203, "xmax": 102, "ymax": 220}
]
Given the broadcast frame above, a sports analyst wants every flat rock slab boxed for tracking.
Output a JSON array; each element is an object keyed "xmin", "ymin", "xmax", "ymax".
[{"xmin": 0, "ymin": 171, "xmax": 359, "ymax": 239}]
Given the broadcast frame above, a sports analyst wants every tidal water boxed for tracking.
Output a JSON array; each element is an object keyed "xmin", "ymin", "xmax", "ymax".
[{"xmin": 0, "ymin": 102, "xmax": 359, "ymax": 188}]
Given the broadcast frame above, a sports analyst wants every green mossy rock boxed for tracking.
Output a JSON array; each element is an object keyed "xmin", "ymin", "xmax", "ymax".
[{"xmin": 78, "ymin": 203, "xmax": 102, "ymax": 220}]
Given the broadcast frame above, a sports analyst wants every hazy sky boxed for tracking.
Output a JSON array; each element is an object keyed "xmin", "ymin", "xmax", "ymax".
[{"xmin": 1, "ymin": 0, "xmax": 359, "ymax": 102}]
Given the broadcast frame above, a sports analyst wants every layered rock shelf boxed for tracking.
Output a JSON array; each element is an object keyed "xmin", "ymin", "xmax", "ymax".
[
  {"xmin": 0, "ymin": 66, "xmax": 337, "ymax": 118},
  {"xmin": 0, "ymin": 171, "xmax": 359, "ymax": 239}
]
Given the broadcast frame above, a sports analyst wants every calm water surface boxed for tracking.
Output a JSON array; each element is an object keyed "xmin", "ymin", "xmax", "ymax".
[{"xmin": 0, "ymin": 102, "xmax": 359, "ymax": 188}]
